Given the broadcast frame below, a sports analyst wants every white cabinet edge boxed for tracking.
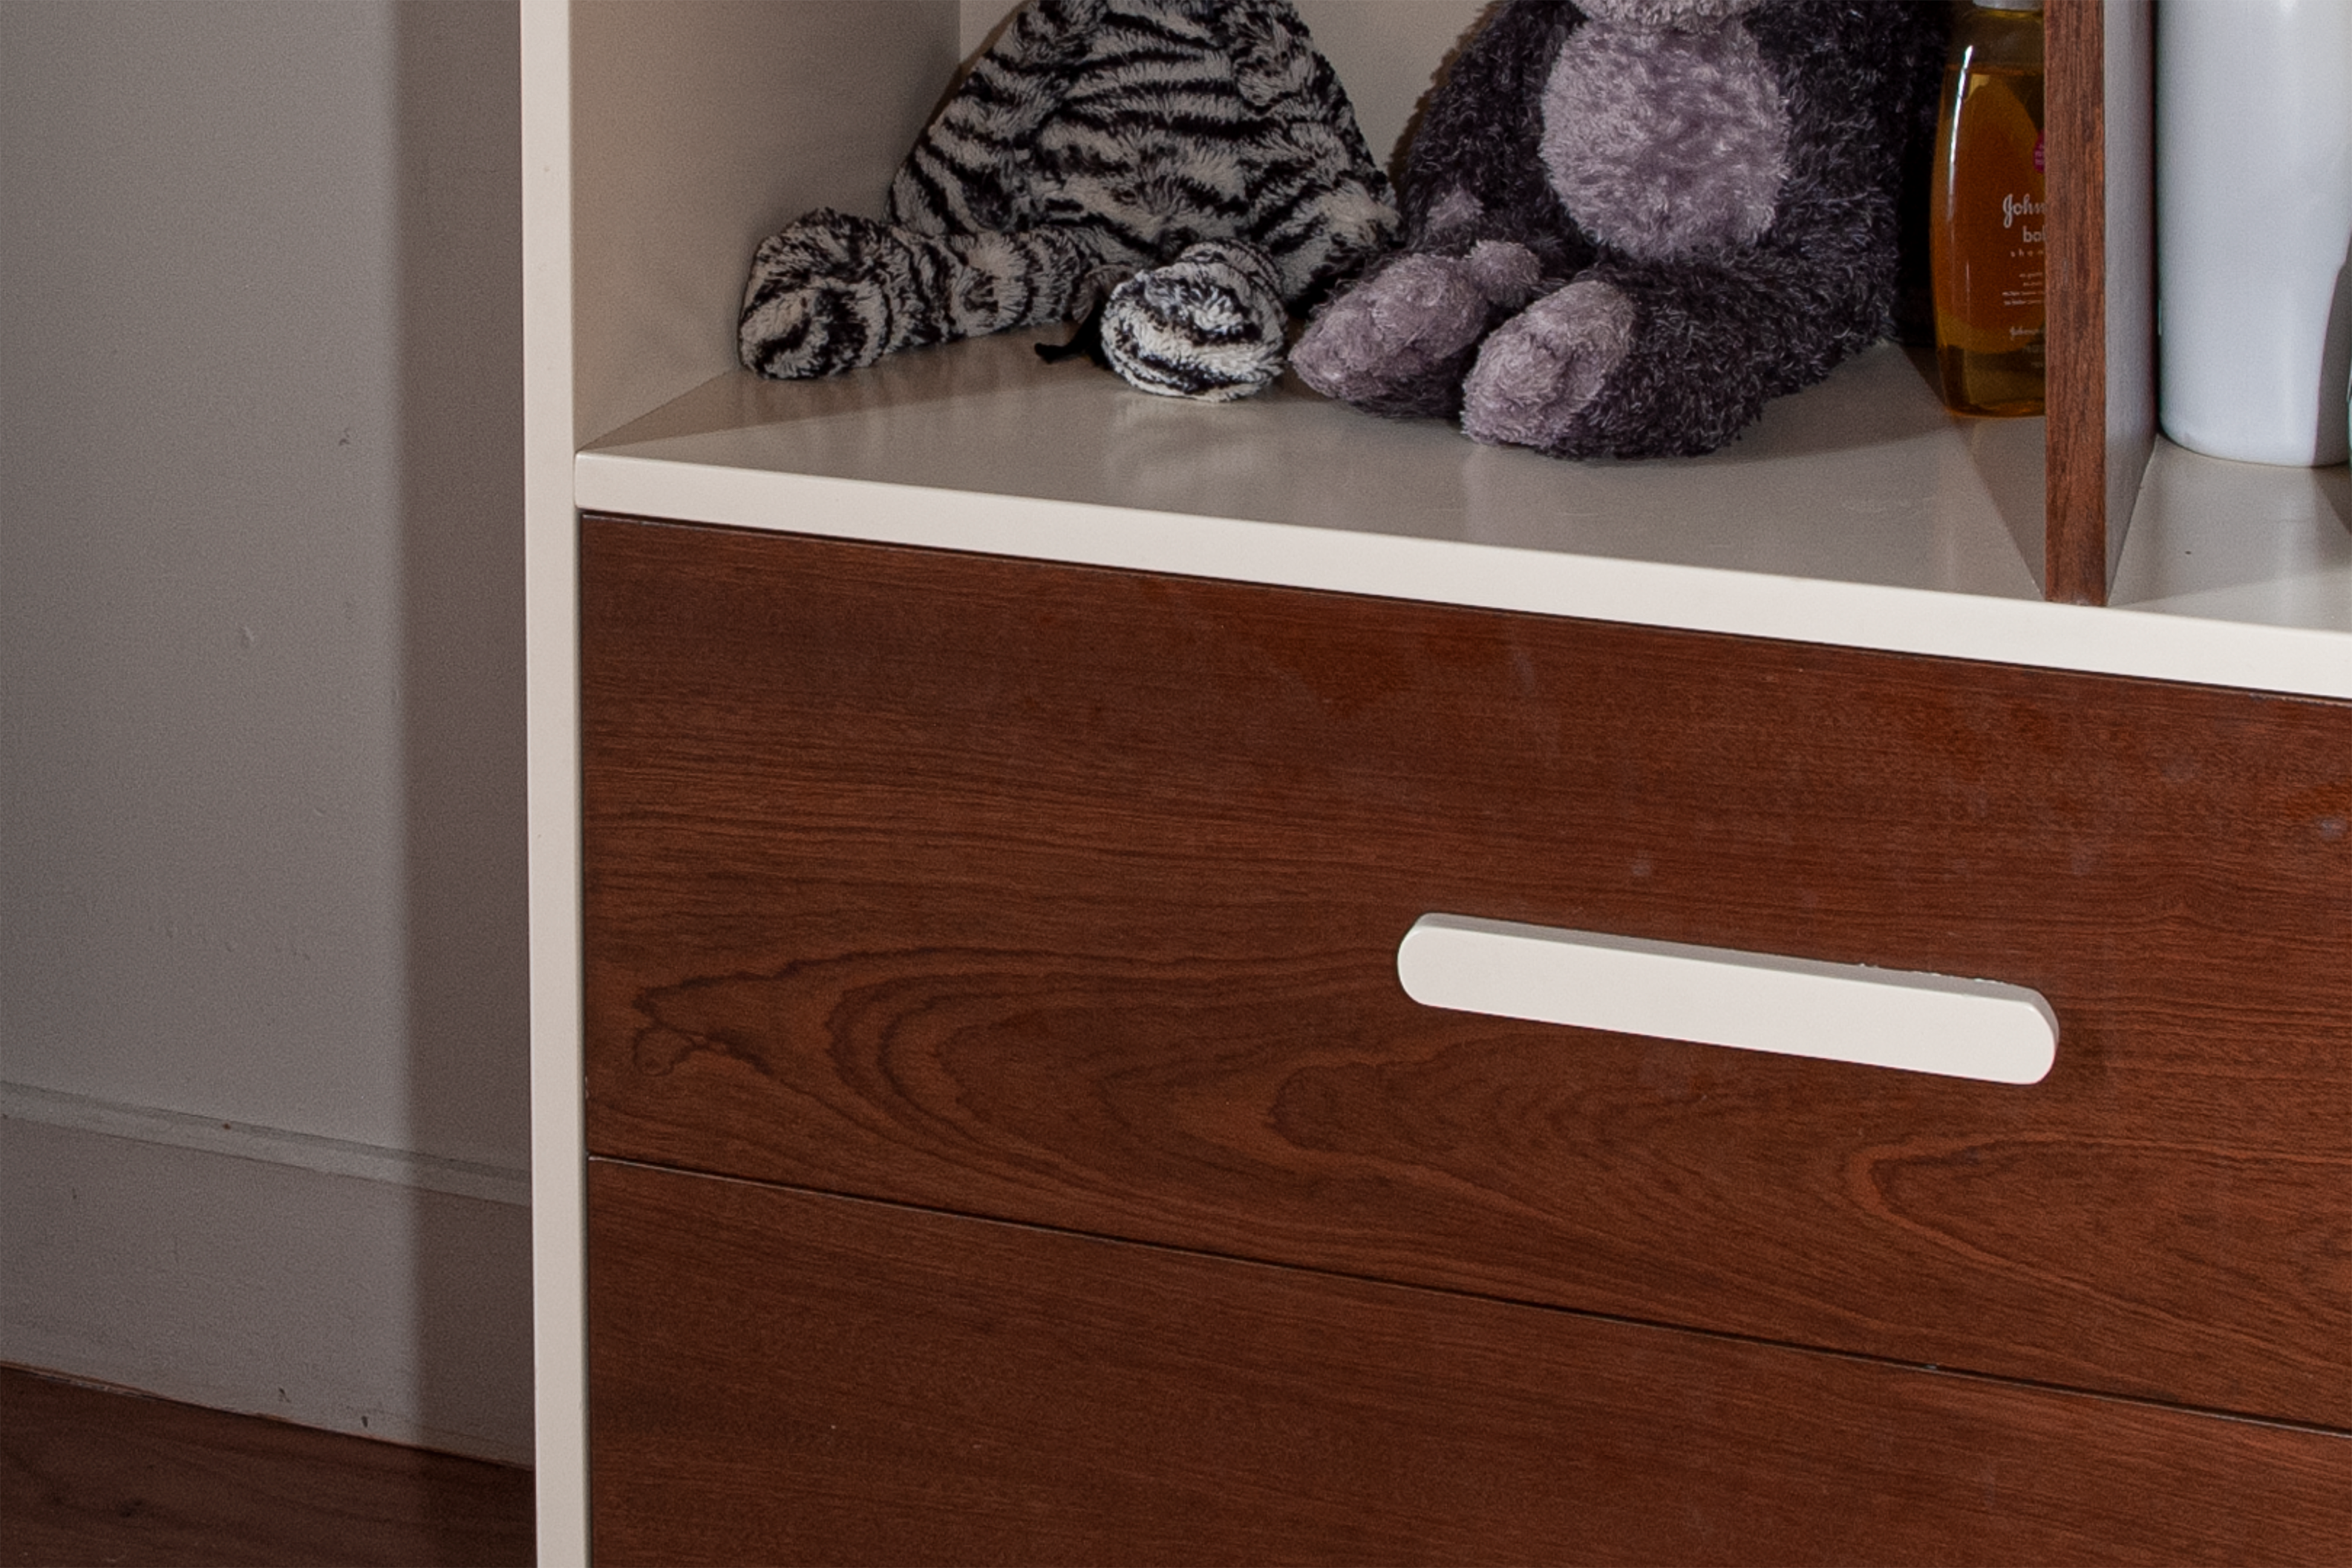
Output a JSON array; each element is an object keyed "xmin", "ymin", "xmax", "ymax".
[
  {"xmin": 520, "ymin": 0, "xmax": 588, "ymax": 1560},
  {"xmin": 576, "ymin": 451, "xmax": 2352, "ymax": 702}
]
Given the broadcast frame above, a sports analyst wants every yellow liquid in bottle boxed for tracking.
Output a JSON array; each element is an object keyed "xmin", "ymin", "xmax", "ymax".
[{"xmin": 1931, "ymin": 16, "xmax": 2047, "ymax": 417}]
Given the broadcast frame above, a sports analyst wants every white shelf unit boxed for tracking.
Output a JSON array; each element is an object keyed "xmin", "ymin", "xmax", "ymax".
[{"xmin": 521, "ymin": 2, "xmax": 2350, "ymax": 1561}]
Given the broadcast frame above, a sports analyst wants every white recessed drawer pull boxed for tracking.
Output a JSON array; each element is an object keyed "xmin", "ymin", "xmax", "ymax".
[{"xmin": 1396, "ymin": 914, "xmax": 2057, "ymax": 1085}]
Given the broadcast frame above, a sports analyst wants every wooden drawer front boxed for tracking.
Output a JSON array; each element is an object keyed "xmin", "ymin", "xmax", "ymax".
[
  {"xmin": 581, "ymin": 516, "xmax": 2352, "ymax": 1427},
  {"xmin": 588, "ymin": 1160, "xmax": 2352, "ymax": 1567}
]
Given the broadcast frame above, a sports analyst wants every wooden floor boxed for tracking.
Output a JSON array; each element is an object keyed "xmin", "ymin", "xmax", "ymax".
[{"xmin": 1, "ymin": 1366, "xmax": 533, "ymax": 1567}]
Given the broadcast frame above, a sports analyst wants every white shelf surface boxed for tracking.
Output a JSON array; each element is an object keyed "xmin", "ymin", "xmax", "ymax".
[{"xmin": 578, "ymin": 329, "xmax": 2351, "ymax": 701}]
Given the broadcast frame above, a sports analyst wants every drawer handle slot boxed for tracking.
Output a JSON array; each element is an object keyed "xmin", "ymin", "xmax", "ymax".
[{"xmin": 1396, "ymin": 915, "xmax": 2056, "ymax": 1085}]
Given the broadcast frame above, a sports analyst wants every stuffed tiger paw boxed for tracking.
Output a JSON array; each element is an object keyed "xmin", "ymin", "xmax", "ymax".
[
  {"xmin": 740, "ymin": 0, "xmax": 1398, "ymax": 402},
  {"xmin": 1097, "ymin": 241, "xmax": 1291, "ymax": 400},
  {"xmin": 741, "ymin": 210, "xmax": 1101, "ymax": 382}
]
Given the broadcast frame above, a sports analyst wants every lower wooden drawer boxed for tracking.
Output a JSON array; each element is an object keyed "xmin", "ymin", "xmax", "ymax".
[
  {"xmin": 587, "ymin": 1160, "xmax": 2352, "ymax": 1567},
  {"xmin": 581, "ymin": 516, "xmax": 2352, "ymax": 1426}
]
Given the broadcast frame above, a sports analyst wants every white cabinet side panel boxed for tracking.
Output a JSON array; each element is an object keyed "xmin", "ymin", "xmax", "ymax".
[{"xmin": 524, "ymin": 0, "xmax": 587, "ymax": 1561}]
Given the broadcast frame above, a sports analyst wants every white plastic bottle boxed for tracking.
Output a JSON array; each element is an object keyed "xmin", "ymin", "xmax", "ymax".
[{"xmin": 2157, "ymin": 0, "xmax": 2352, "ymax": 467}]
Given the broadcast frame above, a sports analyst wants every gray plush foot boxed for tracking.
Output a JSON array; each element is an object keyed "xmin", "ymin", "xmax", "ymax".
[
  {"xmin": 1100, "ymin": 241, "xmax": 1288, "ymax": 401},
  {"xmin": 1291, "ymin": 253, "xmax": 1494, "ymax": 405},
  {"xmin": 1460, "ymin": 280, "xmax": 1637, "ymax": 451}
]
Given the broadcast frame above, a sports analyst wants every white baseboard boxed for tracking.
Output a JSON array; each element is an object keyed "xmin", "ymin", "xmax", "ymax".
[
  {"xmin": 1, "ymin": 1082, "xmax": 530, "ymax": 1208},
  {"xmin": 1, "ymin": 1101, "xmax": 534, "ymax": 1466}
]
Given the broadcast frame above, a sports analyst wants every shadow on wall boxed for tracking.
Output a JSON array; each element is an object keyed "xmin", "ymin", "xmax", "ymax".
[{"xmin": 394, "ymin": 0, "xmax": 535, "ymax": 1492}]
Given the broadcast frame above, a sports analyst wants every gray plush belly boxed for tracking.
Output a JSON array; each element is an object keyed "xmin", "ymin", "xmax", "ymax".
[{"xmin": 1538, "ymin": 18, "xmax": 1790, "ymax": 261}]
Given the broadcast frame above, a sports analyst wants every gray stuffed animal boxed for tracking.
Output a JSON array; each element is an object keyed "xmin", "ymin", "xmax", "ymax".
[{"xmin": 1292, "ymin": 0, "xmax": 1945, "ymax": 457}]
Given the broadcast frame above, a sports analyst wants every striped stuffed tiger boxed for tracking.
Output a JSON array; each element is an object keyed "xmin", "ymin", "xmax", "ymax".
[{"xmin": 739, "ymin": 0, "xmax": 1398, "ymax": 401}]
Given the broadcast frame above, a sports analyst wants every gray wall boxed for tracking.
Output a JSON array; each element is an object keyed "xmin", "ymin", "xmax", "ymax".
[{"xmin": 1, "ymin": 0, "xmax": 532, "ymax": 1463}]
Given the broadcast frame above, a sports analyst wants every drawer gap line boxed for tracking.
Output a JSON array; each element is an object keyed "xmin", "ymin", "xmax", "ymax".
[{"xmin": 584, "ymin": 1157, "xmax": 2349, "ymax": 1439}]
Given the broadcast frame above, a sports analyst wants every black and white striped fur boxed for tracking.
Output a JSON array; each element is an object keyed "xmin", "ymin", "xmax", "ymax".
[{"xmin": 740, "ymin": 0, "xmax": 1396, "ymax": 400}]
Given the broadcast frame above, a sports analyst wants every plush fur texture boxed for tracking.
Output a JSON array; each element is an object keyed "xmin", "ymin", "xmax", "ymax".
[
  {"xmin": 1581, "ymin": 0, "xmax": 1764, "ymax": 27},
  {"xmin": 1099, "ymin": 238, "xmax": 1292, "ymax": 399},
  {"xmin": 1541, "ymin": 21, "xmax": 1788, "ymax": 259},
  {"xmin": 1292, "ymin": 0, "xmax": 1945, "ymax": 458},
  {"xmin": 741, "ymin": 0, "xmax": 1396, "ymax": 400}
]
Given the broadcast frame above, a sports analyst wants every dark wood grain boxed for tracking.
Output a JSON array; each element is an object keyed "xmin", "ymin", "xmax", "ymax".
[
  {"xmin": 0, "ymin": 1365, "xmax": 532, "ymax": 1568},
  {"xmin": 580, "ymin": 517, "xmax": 2352, "ymax": 1428},
  {"xmin": 589, "ymin": 1160, "xmax": 2352, "ymax": 1568},
  {"xmin": 2043, "ymin": 0, "xmax": 2104, "ymax": 602},
  {"xmin": 2044, "ymin": 0, "xmax": 2153, "ymax": 606}
]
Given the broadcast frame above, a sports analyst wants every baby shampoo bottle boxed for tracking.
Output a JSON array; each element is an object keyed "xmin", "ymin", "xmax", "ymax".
[{"xmin": 1930, "ymin": 0, "xmax": 2048, "ymax": 418}]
